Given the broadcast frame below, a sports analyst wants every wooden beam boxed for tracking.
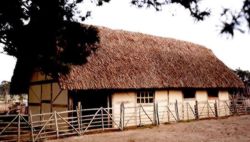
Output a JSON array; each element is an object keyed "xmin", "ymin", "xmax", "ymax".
[
  {"xmin": 52, "ymin": 89, "xmax": 63, "ymax": 104},
  {"xmin": 29, "ymin": 103, "xmax": 41, "ymax": 106},
  {"xmin": 30, "ymin": 80, "xmax": 56, "ymax": 85},
  {"xmin": 52, "ymin": 104, "xmax": 68, "ymax": 108},
  {"xmin": 41, "ymin": 100, "xmax": 51, "ymax": 103}
]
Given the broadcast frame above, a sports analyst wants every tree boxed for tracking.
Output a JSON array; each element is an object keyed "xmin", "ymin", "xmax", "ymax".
[
  {"xmin": 234, "ymin": 69, "xmax": 250, "ymax": 97},
  {"xmin": 0, "ymin": 0, "xmax": 110, "ymax": 93},
  {"xmin": 0, "ymin": 81, "xmax": 10, "ymax": 103},
  {"xmin": 235, "ymin": 69, "xmax": 250, "ymax": 86},
  {"xmin": 131, "ymin": 0, "xmax": 250, "ymax": 36}
]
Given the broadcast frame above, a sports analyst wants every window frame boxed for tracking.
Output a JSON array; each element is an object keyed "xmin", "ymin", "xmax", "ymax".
[{"xmin": 136, "ymin": 91, "xmax": 154, "ymax": 104}]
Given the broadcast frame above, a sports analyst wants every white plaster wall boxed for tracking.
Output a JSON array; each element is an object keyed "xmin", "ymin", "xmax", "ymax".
[
  {"xmin": 155, "ymin": 90, "xmax": 169, "ymax": 123},
  {"xmin": 112, "ymin": 92, "xmax": 137, "ymax": 127},
  {"xmin": 218, "ymin": 90, "xmax": 230, "ymax": 116},
  {"xmin": 111, "ymin": 89, "xmax": 231, "ymax": 128},
  {"xmin": 196, "ymin": 90, "xmax": 209, "ymax": 118},
  {"xmin": 155, "ymin": 90, "xmax": 168, "ymax": 105},
  {"xmin": 196, "ymin": 91, "xmax": 208, "ymax": 102},
  {"xmin": 219, "ymin": 91, "xmax": 230, "ymax": 100},
  {"xmin": 137, "ymin": 103, "xmax": 154, "ymax": 125},
  {"xmin": 169, "ymin": 90, "xmax": 183, "ymax": 103},
  {"xmin": 182, "ymin": 91, "xmax": 196, "ymax": 121},
  {"xmin": 168, "ymin": 90, "xmax": 183, "ymax": 122},
  {"xmin": 182, "ymin": 100, "xmax": 196, "ymax": 120}
]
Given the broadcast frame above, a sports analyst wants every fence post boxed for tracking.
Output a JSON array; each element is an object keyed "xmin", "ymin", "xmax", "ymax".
[
  {"xmin": 54, "ymin": 111, "xmax": 59, "ymax": 138},
  {"xmin": 120, "ymin": 103, "xmax": 124, "ymax": 130},
  {"xmin": 29, "ymin": 111, "xmax": 35, "ymax": 142},
  {"xmin": 139, "ymin": 104, "xmax": 142, "ymax": 126},
  {"xmin": 186, "ymin": 103, "xmax": 189, "ymax": 120},
  {"xmin": 153, "ymin": 102, "xmax": 159, "ymax": 125},
  {"xmin": 18, "ymin": 112, "xmax": 21, "ymax": 142},
  {"xmin": 80, "ymin": 105, "xmax": 82, "ymax": 132},
  {"xmin": 122, "ymin": 103, "xmax": 125, "ymax": 129},
  {"xmin": 218, "ymin": 100, "xmax": 220, "ymax": 116},
  {"xmin": 156, "ymin": 102, "xmax": 159, "ymax": 125},
  {"xmin": 182, "ymin": 103, "xmax": 184, "ymax": 120},
  {"xmin": 233, "ymin": 99, "xmax": 237, "ymax": 115},
  {"xmin": 41, "ymin": 110, "xmax": 45, "ymax": 134},
  {"xmin": 244, "ymin": 99, "xmax": 248, "ymax": 115},
  {"xmin": 101, "ymin": 107, "xmax": 104, "ymax": 131},
  {"xmin": 214, "ymin": 101, "xmax": 218, "ymax": 118},
  {"xmin": 195, "ymin": 101, "xmax": 199, "ymax": 120},
  {"xmin": 175, "ymin": 100, "xmax": 180, "ymax": 121},
  {"xmin": 77, "ymin": 102, "xmax": 81, "ymax": 133},
  {"xmin": 153, "ymin": 102, "xmax": 156, "ymax": 125},
  {"xmin": 207, "ymin": 101, "xmax": 209, "ymax": 118}
]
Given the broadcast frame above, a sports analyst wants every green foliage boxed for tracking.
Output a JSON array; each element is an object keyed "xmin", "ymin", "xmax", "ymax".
[
  {"xmin": 131, "ymin": 0, "xmax": 250, "ymax": 36},
  {"xmin": 234, "ymin": 69, "xmax": 250, "ymax": 86},
  {"xmin": 131, "ymin": 0, "xmax": 210, "ymax": 20},
  {"xmin": 220, "ymin": 0, "xmax": 250, "ymax": 36},
  {"xmin": 0, "ymin": 81, "xmax": 10, "ymax": 95},
  {"xmin": 0, "ymin": 0, "xmax": 109, "ymax": 93}
]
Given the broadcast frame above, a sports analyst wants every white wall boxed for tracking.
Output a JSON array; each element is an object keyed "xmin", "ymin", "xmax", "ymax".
[
  {"xmin": 155, "ymin": 91, "xmax": 169, "ymax": 123},
  {"xmin": 196, "ymin": 91, "xmax": 209, "ymax": 118},
  {"xmin": 111, "ymin": 89, "xmax": 231, "ymax": 128},
  {"xmin": 112, "ymin": 92, "xmax": 137, "ymax": 127},
  {"xmin": 218, "ymin": 90, "xmax": 230, "ymax": 116}
]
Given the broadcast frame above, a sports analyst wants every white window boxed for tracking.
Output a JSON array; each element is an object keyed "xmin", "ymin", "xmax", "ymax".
[{"xmin": 137, "ymin": 91, "xmax": 154, "ymax": 103}]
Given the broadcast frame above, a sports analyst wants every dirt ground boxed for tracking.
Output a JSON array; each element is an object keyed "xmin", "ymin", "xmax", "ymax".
[{"xmin": 48, "ymin": 115, "xmax": 250, "ymax": 142}]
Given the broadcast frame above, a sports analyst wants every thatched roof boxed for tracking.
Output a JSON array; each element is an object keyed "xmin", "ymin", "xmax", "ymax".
[{"xmin": 59, "ymin": 26, "xmax": 244, "ymax": 90}]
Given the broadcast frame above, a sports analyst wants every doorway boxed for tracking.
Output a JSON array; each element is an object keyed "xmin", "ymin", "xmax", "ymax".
[
  {"xmin": 69, "ymin": 90, "xmax": 112, "ymax": 129},
  {"xmin": 70, "ymin": 90, "xmax": 111, "ymax": 109}
]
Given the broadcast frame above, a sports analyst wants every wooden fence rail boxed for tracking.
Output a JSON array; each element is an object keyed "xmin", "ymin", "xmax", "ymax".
[
  {"xmin": 0, "ymin": 98, "xmax": 250, "ymax": 141},
  {"xmin": 0, "ymin": 113, "xmax": 31, "ymax": 142}
]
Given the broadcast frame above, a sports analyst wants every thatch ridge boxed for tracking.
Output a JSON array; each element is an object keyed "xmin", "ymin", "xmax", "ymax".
[{"xmin": 59, "ymin": 26, "xmax": 244, "ymax": 90}]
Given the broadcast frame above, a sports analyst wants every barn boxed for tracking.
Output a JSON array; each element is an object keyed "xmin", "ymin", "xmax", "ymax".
[{"xmin": 13, "ymin": 26, "xmax": 244, "ymax": 126}]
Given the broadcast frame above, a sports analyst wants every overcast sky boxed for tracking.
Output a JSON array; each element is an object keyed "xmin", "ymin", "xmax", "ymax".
[{"xmin": 0, "ymin": 0, "xmax": 250, "ymax": 83}]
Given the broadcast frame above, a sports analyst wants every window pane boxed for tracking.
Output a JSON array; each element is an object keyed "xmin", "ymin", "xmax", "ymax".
[
  {"xmin": 149, "ymin": 98, "xmax": 153, "ymax": 103},
  {"xmin": 136, "ymin": 91, "xmax": 154, "ymax": 104},
  {"xmin": 141, "ymin": 99, "xmax": 144, "ymax": 103},
  {"xmin": 137, "ymin": 98, "xmax": 140, "ymax": 103},
  {"xmin": 137, "ymin": 93, "xmax": 140, "ymax": 98},
  {"xmin": 149, "ymin": 92, "xmax": 153, "ymax": 97},
  {"xmin": 141, "ymin": 92, "xmax": 145, "ymax": 97}
]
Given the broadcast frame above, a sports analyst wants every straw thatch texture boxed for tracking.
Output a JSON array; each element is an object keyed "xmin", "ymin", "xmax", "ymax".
[{"xmin": 59, "ymin": 26, "xmax": 244, "ymax": 90}]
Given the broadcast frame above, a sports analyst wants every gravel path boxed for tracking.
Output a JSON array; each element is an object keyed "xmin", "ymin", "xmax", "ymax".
[{"xmin": 48, "ymin": 115, "xmax": 250, "ymax": 142}]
